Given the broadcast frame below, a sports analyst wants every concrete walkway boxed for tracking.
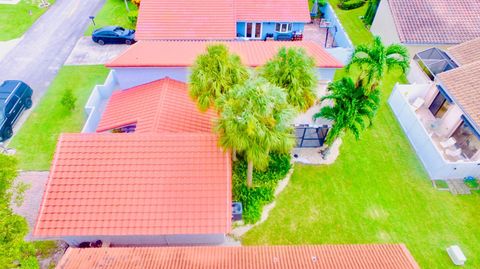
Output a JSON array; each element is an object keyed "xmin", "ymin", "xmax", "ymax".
[
  {"xmin": 10, "ymin": 171, "xmax": 49, "ymax": 241},
  {"xmin": 0, "ymin": 0, "xmax": 105, "ymax": 143},
  {"xmin": 65, "ymin": 37, "xmax": 129, "ymax": 65}
]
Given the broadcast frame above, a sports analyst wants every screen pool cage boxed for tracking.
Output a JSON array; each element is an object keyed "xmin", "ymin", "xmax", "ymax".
[{"xmin": 295, "ymin": 124, "xmax": 330, "ymax": 148}]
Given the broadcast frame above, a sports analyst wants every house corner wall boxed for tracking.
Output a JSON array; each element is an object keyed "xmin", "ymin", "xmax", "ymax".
[{"xmin": 370, "ymin": 0, "xmax": 401, "ymax": 45}]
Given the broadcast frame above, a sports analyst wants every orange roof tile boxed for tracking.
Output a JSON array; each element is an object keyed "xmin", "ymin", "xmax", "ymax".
[
  {"xmin": 135, "ymin": 0, "xmax": 310, "ymax": 40},
  {"xmin": 447, "ymin": 37, "xmax": 480, "ymax": 66},
  {"xmin": 136, "ymin": 0, "xmax": 236, "ymax": 40},
  {"xmin": 107, "ymin": 41, "xmax": 343, "ymax": 68},
  {"xmin": 57, "ymin": 244, "xmax": 420, "ymax": 269},
  {"xmin": 33, "ymin": 133, "xmax": 231, "ymax": 238},
  {"xmin": 96, "ymin": 78, "xmax": 216, "ymax": 133},
  {"xmin": 236, "ymin": 0, "xmax": 310, "ymax": 22}
]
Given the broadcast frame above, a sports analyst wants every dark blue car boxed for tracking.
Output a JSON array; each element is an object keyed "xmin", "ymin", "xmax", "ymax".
[
  {"xmin": 0, "ymin": 80, "xmax": 33, "ymax": 141},
  {"xmin": 92, "ymin": 26, "xmax": 136, "ymax": 45}
]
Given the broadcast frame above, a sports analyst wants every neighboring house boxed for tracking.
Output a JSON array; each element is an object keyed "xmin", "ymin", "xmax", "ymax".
[
  {"xmin": 56, "ymin": 244, "xmax": 420, "ymax": 269},
  {"xmin": 136, "ymin": 0, "xmax": 310, "ymax": 41},
  {"xmin": 34, "ymin": 78, "xmax": 232, "ymax": 246},
  {"xmin": 106, "ymin": 41, "xmax": 343, "ymax": 90},
  {"xmin": 370, "ymin": 0, "xmax": 480, "ymax": 55},
  {"xmin": 389, "ymin": 37, "xmax": 480, "ymax": 180}
]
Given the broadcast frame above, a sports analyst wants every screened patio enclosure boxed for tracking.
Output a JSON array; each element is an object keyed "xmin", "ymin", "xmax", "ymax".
[
  {"xmin": 413, "ymin": 48, "xmax": 458, "ymax": 80},
  {"xmin": 295, "ymin": 125, "xmax": 330, "ymax": 147}
]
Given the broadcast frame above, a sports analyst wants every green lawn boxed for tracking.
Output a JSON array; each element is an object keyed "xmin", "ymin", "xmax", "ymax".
[
  {"xmin": 9, "ymin": 65, "xmax": 109, "ymax": 171},
  {"xmin": 84, "ymin": 0, "xmax": 137, "ymax": 35},
  {"xmin": 0, "ymin": 0, "xmax": 53, "ymax": 41},
  {"xmin": 242, "ymin": 2, "xmax": 480, "ymax": 268}
]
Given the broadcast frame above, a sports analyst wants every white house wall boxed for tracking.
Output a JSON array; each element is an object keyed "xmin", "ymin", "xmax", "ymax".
[
  {"xmin": 62, "ymin": 234, "xmax": 226, "ymax": 247},
  {"xmin": 114, "ymin": 67, "xmax": 190, "ymax": 90},
  {"xmin": 370, "ymin": 0, "xmax": 401, "ymax": 45}
]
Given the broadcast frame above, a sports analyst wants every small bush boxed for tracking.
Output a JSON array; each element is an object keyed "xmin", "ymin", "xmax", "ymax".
[
  {"xmin": 464, "ymin": 177, "xmax": 479, "ymax": 189},
  {"xmin": 338, "ymin": 0, "xmax": 366, "ymax": 10},
  {"xmin": 60, "ymin": 89, "xmax": 76, "ymax": 112},
  {"xmin": 127, "ymin": 10, "xmax": 138, "ymax": 25},
  {"xmin": 233, "ymin": 153, "xmax": 291, "ymax": 224}
]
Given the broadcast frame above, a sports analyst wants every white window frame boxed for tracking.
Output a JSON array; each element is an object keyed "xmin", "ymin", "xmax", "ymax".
[
  {"xmin": 245, "ymin": 22, "xmax": 263, "ymax": 39},
  {"xmin": 275, "ymin": 23, "xmax": 293, "ymax": 33}
]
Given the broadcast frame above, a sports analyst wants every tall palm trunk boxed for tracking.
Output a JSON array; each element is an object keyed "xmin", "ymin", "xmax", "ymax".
[
  {"xmin": 247, "ymin": 161, "xmax": 253, "ymax": 187},
  {"xmin": 232, "ymin": 148, "xmax": 237, "ymax": 161},
  {"xmin": 124, "ymin": 0, "xmax": 130, "ymax": 12}
]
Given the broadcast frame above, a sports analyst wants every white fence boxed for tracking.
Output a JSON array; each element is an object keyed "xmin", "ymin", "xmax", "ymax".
[
  {"xmin": 389, "ymin": 84, "xmax": 480, "ymax": 180},
  {"xmin": 82, "ymin": 70, "xmax": 118, "ymax": 133}
]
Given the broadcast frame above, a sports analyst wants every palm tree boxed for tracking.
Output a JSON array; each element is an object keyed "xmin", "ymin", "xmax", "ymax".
[
  {"xmin": 346, "ymin": 36, "xmax": 409, "ymax": 88},
  {"xmin": 261, "ymin": 47, "xmax": 318, "ymax": 112},
  {"xmin": 314, "ymin": 77, "xmax": 380, "ymax": 145},
  {"xmin": 215, "ymin": 77, "xmax": 295, "ymax": 187},
  {"xmin": 189, "ymin": 44, "xmax": 249, "ymax": 112}
]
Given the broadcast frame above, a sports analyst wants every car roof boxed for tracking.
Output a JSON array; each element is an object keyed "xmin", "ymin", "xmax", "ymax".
[
  {"xmin": 0, "ymin": 80, "xmax": 25, "ymax": 109},
  {"xmin": 95, "ymin": 26, "xmax": 123, "ymax": 32}
]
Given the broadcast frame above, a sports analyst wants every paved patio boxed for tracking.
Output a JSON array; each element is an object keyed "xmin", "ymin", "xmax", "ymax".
[{"xmin": 303, "ymin": 22, "xmax": 335, "ymax": 48}]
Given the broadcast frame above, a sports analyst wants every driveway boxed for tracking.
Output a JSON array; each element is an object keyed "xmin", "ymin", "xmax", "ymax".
[
  {"xmin": 65, "ymin": 36, "xmax": 129, "ymax": 65},
  {"xmin": 0, "ymin": 0, "xmax": 105, "ymax": 141},
  {"xmin": 10, "ymin": 171, "xmax": 49, "ymax": 241}
]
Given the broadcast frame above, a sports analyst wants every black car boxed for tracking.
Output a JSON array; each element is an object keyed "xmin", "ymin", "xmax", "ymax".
[
  {"xmin": 0, "ymin": 80, "xmax": 33, "ymax": 141},
  {"xmin": 92, "ymin": 26, "xmax": 136, "ymax": 45}
]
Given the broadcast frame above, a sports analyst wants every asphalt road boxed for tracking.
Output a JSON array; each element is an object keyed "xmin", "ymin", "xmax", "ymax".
[{"xmin": 0, "ymin": 0, "xmax": 105, "ymax": 141}]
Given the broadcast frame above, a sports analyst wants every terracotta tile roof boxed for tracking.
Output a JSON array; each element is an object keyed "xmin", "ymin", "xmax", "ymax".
[
  {"xmin": 33, "ymin": 133, "xmax": 231, "ymax": 238},
  {"xmin": 135, "ymin": 0, "xmax": 236, "ymax": 40},
  {"xmin": 387, "ymin": 0, "xmax": 480, "ymax": 44},
  {"xmin": 447, "ymin": 37, "xmax": 480, "ymax": 66},
  {"xmin": 57, "ymin": 244, "xmax": 420, "ymax": 269},
  {"xmin": 135, "ymin": 0, "xmax": 310, "ymax": 40},
  {"xmin": 96, "ymin": 78, "xmax": 216, "ymax": 133},
  {"xmin": 437, "ymin": 61, "xmax": 480, "ymax": 127},
  {"xmin": 236, "ymin": 0, "xmax": 310, "ymax": 22},
  {"xmin": 107, "ymin": 41, "xmax": 343, "ymax": 68}
]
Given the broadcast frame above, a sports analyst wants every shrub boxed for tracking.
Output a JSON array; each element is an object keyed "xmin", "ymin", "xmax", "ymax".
[
  {"xmin": 60, "ymin": 89, "xmax": 76, "ymax": 112},
  {"xmin": 128, "ymin": 10, "xmax": 138, "ymax": 25},
  {"xmin": 338, "ymin": 0, "xmax": 366, "ymax": 10},
  {"xmin": 233, "ymin": 153, "xmax": 291, "ymax": 224}
]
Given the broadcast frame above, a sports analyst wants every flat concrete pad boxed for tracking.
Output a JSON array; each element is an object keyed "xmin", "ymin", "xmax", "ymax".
[
  {"xmin": 10, "ymin": 171, "xmax": 49, "ymax": 240},
  {"xmin": 65, "ymin": 36, "xmax": 129, "ymax": 65}
]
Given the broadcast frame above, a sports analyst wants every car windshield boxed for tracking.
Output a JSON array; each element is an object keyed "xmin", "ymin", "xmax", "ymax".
[{"xmin": 114, "ymin": 27, "xmax": 126, "ymax": 35}]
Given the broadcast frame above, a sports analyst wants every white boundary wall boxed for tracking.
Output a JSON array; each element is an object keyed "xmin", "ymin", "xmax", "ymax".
[{"xmin": 389, "ymin": 84, "xmax": 480, "ymax": 180}]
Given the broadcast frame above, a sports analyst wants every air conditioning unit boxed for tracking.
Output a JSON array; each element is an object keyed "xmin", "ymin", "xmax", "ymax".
[{"xmin": 447, "ymin": 245, "xmax": 466, "ymax": 266}]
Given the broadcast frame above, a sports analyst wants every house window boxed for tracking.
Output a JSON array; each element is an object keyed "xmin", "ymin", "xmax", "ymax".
[
  {"xmin": 275, "ymin": 23, "xmax": 293, "ymax": 33},
  {"xmin": 451, "ymin": 119, "xmax": 480, "ymax": 159},
  {"xmin": 428, "ymin": 88, "xmax": 451, "ymax": 118},
  {"xmin": 246, "ymin": 22, "xmax": 262, "ymax": 39}
]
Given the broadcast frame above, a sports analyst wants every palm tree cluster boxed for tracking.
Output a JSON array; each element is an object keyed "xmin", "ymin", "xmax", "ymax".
[
  {"xmin": 314, "ymin": 78, "xmax": 380, "ymax": 145},
  {"xmin": 261, "ymin": 47, "xmax": 318, "ymax": 111},
  {"xmin": 216, "ymin": 77, "xmax": 295, "ymax": 187},
  {"xmin": 317, "ymin": 36, "xmax": 409, "ymax": 145},
  {"xmin": 189, "ymin": 44, "xmax": 317, "ymax": 187},
  {"xmin": 189, "ymin": 45, "xmax": 249, "ymax": 112}
]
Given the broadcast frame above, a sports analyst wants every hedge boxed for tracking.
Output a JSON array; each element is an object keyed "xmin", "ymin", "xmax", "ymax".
[
  {"xmin": 232, "ymin": 153, "xmax": 292, "ymax": 224},
  {"xmin": 338, "ymin": 0, "xmax": 366, "ymax": 10}
]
